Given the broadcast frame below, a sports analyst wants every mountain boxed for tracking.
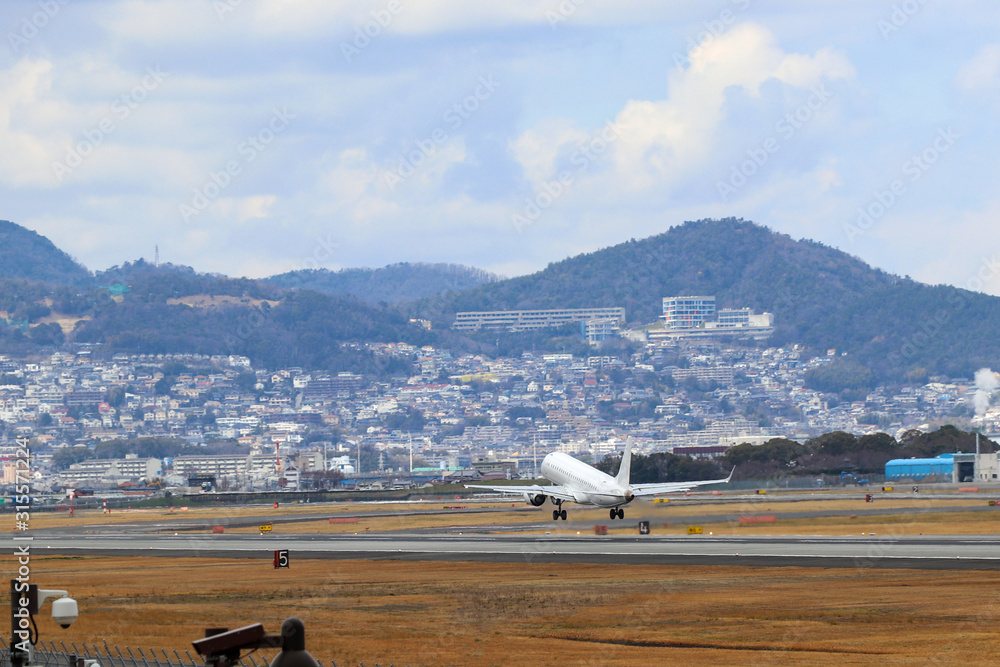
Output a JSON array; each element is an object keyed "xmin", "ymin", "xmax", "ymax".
[
  {"xmin": 74, "ymin": 261, "xmax": 434, "ymax": 373},
  {"xmin": 0, "ymin": 220, "xmax": 90, "ymax": 285},
  {"xmin": 4, "ymin": 216, "xmax": 1000, "ymax": 382},
  {"xmin": 265, "ymin": 262, "xmax": 502, "ymax": 303},
  {"xmin": 412, "ymin": 218, "xmax": 1000, "ymax": 381}
]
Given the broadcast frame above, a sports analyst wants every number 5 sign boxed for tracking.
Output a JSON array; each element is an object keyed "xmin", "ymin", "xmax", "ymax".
[{"xmin": 274, "ymin": 549, "xmax": 290, "ymax": 568}]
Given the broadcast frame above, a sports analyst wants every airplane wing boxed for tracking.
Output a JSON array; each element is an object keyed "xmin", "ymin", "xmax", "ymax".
[
  {"xmin": 629, "ymin": 467, "xmax": 735, "ymax": 497},
  {"xmin": 464, "ymin": 483, "xmax": 577, "ymax": 503}
]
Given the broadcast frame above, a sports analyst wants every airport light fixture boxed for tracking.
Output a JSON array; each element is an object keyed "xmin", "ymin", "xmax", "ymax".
[{"xmin": 9, "ymin": 580, "xmax": 79, "ymax": 667}]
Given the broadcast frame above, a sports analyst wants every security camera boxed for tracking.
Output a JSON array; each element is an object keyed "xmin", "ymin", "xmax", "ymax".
[{"xmin": 51, "ymin": 597, "xmax": 78, "ymax": 629}]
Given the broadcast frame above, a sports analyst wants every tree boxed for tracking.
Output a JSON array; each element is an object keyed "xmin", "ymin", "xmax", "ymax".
[
  {"xmin": 806, "ymin": 431, "xmax": 858, "ymax": 457},
  {"xmin": 236, "ymin": 370, "xmax": 258, "ymax": 392},
  {"xmin": 154, "ymin": 376, "xmax": 173, "ymax": 395},
  {"xmin": 51, "ymin": 447, "xmax": 94, "ymax": 470},
  {"xmin": 28, "ymin": 322, "xmax": 64, "ymax": 346},
  {"xmin": 723, "ymin": 438, "xmax": 803, "ymax": 467},
  {"xmin": 384, "ymin": 407, "xmax": 427, "ymax": 433},
  {"xmin": 858, "ymin": 432, "xmax": 897, "ymax": 451}
]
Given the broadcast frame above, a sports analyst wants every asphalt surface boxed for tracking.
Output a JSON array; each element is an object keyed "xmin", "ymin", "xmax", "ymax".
[
  {"xmin": 27, "ymin": 491, "xmax": 1000, "ymax": 534},
  {"xmin": 8, "ymin": 532, "xmax": 1000, "ymax": 570},
  {"xmin": 10, "ymin": 491, "xmax": 1000, "ymax": 570}
]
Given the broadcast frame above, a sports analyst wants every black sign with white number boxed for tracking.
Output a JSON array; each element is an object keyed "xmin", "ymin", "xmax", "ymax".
[
  {"xmin": 639, "ymin": 521, "xmax": 650, "ymax": 535},
  {"xmin": 274, "ymin": 549, "xmax": 290, "ymax": 568}
]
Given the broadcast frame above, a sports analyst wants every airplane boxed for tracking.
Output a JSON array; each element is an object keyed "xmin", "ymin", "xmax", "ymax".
[{"xmin": 466, "ymin": 437, "xmax": 734, "ymax": 521}]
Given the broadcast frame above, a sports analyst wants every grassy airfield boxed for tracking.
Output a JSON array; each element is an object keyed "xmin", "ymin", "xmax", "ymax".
[
  {"xmin": 18, "ymin": 489, "xmax": 1000, "ymax": 665},
  {"xmin": 28, "ymin": 556, "xmax": 1000, "ymax": 666}
]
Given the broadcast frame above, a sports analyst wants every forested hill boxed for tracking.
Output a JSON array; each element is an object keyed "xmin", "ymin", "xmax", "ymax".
[
  {"xmin": 0, "ymin": 220, "xmax": 90, "ymax": 284},
  {"xmin": 73, "ymin": 262, "xmax": 436, "ymax": 372},
  {"xmin": 4, "ymin": 216, "xmax": 1000, "ymax": 381},
  {"xmin": 412, "ymin": 218, "xmax": 1000, "ymax": 381},
  {"xmin": 416, "ymin": 218, "xmax": 893, "ymax": 323},
  {"xmin": 0, "ymin": 246, "xmax": 435, "ymax": 374},
  {"xmin": 265, "ymin": 263, "xmax": 502, "ymax": 303}
]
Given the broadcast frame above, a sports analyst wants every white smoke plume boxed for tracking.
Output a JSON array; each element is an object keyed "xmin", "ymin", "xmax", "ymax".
[{"xmin": 973, "ymin": 368, "xmax": 999, "ymax": 417}]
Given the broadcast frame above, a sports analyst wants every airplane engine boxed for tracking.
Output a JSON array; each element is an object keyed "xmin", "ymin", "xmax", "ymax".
[{"xmin": 525, "ymin": 493, "xmax": 547, "ymax": 507}]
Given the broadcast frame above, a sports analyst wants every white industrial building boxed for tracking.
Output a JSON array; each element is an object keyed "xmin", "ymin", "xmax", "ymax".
[
  {"xmin": 452, "ymin": 307, "xmax": 625, "ymax": 332},
  {"xmin": 62, "ymin": 456, "xmax": 162, "ymax": 485}
]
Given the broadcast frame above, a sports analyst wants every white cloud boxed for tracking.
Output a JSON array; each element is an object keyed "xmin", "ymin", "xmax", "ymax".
[
  {"xmin": 237, "ymin": 195, "xmax": 278, "ymax": 223},
  {"xmin": 512, "ymin": 23, "xmax": 855, "ymax": 195},
  {"xmin": 956, "ymin": 44, "xmax": 1000, "ymax": 92},
  {"xmin": 0, "ymin": 59, "xmax": 63, "ymax": 188}
]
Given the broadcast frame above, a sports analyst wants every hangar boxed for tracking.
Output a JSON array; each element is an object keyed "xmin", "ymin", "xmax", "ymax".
[
  {"xmin": 885, "ymin": 453, "xmax": 999, "ymax": 483},
  {"xmin": 885, "ymin": 454, "xmax": 956, "ymax": 482}
]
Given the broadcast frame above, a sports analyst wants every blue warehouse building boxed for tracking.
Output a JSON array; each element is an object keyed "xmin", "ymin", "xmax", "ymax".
[{"xmin": 885, "ymin": 454, "xmax": 957, "ymax": 481}]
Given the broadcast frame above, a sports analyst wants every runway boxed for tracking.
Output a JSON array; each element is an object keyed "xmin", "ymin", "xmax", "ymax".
[{"xmin": 9, "ymin": 532, "xmax": 1000, "ymax": 570}]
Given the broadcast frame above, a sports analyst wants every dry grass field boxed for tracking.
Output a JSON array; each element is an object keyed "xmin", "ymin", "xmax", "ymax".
[
  {"xmin": 25, "ymin": 556, "xmax": 1000, "ymax": 667},
  {"xmin": 17, "ymin": 492, "xmax": 1000, "ymax": 665}
]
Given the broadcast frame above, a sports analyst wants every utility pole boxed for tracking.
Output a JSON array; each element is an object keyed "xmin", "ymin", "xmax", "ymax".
[
  {"xmin": 533, "ymin": 435, "xmax": 538, "ymax": 479},
  {"xmin": 975, "ymin": 429, "xmax": 981, "ymax": 482}
]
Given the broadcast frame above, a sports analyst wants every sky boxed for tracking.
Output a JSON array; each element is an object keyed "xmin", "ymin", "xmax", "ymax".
[{"xmin": 1, "ymin": 1, "xmax": 999, "ymax": 294}]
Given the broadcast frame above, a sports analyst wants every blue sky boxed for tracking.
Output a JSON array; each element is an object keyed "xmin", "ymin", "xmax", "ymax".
[{"xmin": 2, "ymin": 0, "xmax": 999, "ymax": 295}]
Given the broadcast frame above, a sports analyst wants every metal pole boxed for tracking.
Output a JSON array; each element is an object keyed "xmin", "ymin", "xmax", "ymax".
[{"xmin": 972, "ymin": 429, "xmax": 979, "ymax": 482}]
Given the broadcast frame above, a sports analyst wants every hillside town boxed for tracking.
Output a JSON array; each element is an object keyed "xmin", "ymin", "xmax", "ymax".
[{"xmin": 0, "ymin": 331, "xmax": 996, "ymax": 495}]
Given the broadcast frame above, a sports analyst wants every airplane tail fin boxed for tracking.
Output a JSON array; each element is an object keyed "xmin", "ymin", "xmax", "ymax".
[{"xmin": 615, "ymin": 437, "xmax": 633, "ymax": 489}]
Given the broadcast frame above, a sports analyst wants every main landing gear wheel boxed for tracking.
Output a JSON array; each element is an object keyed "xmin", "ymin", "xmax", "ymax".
[
  {"xmin": 617, "ymin": 508, "xmax": 624, "ymax": 520},
  {"xmin": 552, "ymin": 509, "xmax": 560, "ymax": 521},
  {"xmin": 560, "ymin": 509, "xmax": 567, "ymax": 520},
  {"xmin": 610, "ymin": 508, "xmax": 624, "ymax": 520}
]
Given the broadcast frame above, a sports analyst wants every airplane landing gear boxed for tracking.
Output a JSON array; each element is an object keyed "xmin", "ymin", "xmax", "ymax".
[
  {"xmin": 610, "ymin": 508, "xmax": 624, "ymax": 520},
  {"xmin": 552, "ymin": 500, "xmax": 567, "ymax": 520}
]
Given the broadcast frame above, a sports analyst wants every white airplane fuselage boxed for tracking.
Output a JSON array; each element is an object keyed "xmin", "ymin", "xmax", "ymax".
[{"xmin": 539, "ymin": 451, "xmax": 633, "ymax": 508}]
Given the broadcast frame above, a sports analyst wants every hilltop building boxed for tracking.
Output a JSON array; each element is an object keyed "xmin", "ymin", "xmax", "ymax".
[
  {"xmin": 662, "ymin": 296, "xmax": 716, "ymax": 329},
  {"xmin": 452, "ymin": 307, "xmax": 625, "ymax": 337},
  {"xmin": 648, "ymin": 296, "xmax": 773, "ymax": 341}
]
